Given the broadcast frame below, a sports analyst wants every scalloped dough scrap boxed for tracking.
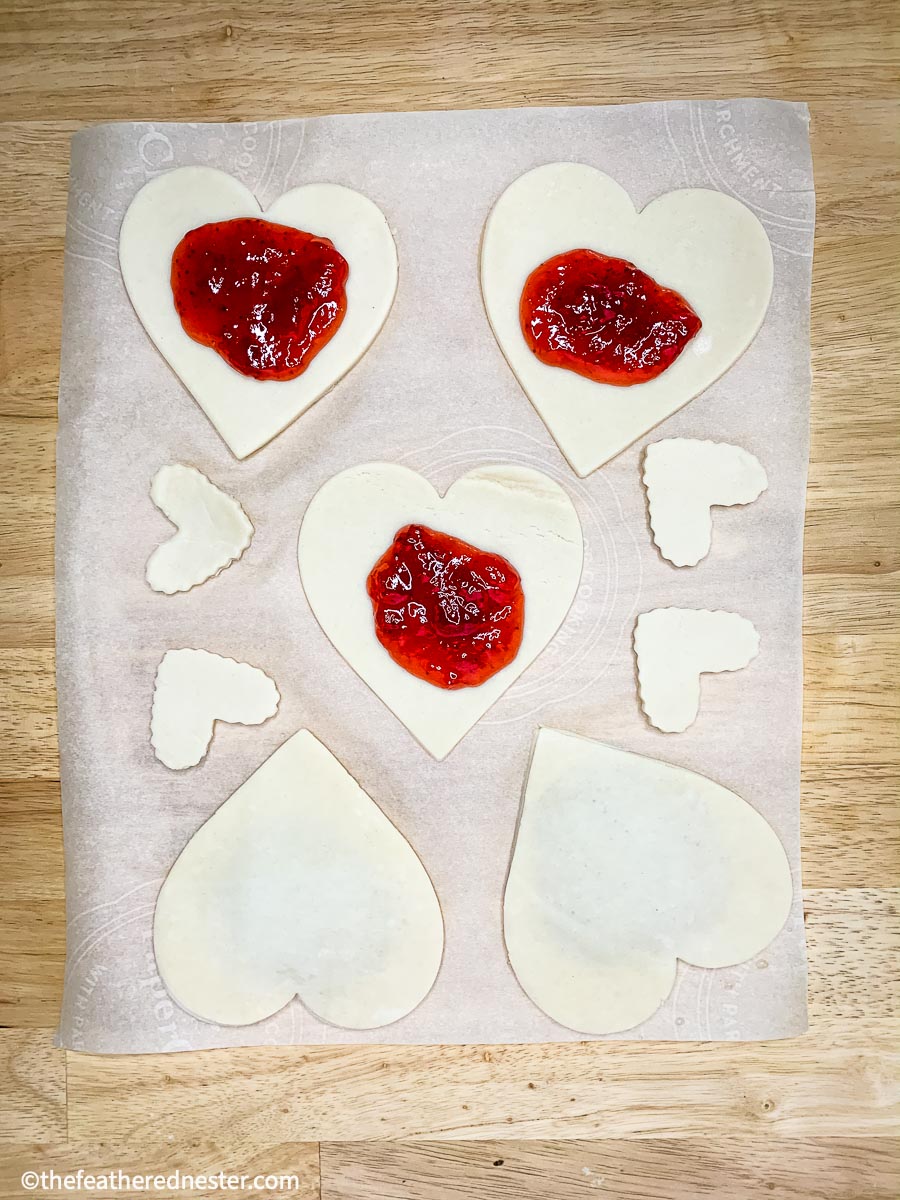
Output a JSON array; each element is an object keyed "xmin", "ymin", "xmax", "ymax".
[
  {"xmin": 154, "ymin": 728, "xmax": 444, "ymax": 1028},
  {"xmin": 481, "ymin": 163, "xmax": 773, "ymax": 475},
  {"xmin": 119, "ymin": 167, "xmax": 398, "ymax": 458},
  {"xmin": 643, "ymin": 439, "xmax": 767, "ymax": 567},
  {"xmin": 146, "ymin": 464, "xmax": 253, "ymax": 594},
  {"xmin": 634, "ymin": 608, "xmax": 760, "ymax": 733},
  {"xmin": 150, "ymin": 648, "xmax": 280, "ymax": 770},
  {"xmin": 298, "ymin": 462, "xmax": 583, "ymax": 760},
  {"xmin": 504, "ymin": 728, "xmax": 792, "ymax": 1034}
]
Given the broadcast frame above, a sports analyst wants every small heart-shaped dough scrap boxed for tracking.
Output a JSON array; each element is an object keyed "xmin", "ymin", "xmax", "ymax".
[
  {"xmin": 481, "ymin": 163, "xmax": 773, "ymax": 476},
  {"xmin": 151, "ymin": 648, "xmax": 279, "ymax": 770},
  {"xmin": 119, "ymin": 167, "xmax": 398, "ymax": 458},
  {"xmin": 504, "ymin": 728, "xmax": 792, "ymax": 1034},
  {"xmin": 634, "ymin": 608, "xmax": 760, "ymax": 733},
  {"xmin": 643, "ymin": 439, "xmax": 768, "ymax": 567},
  {"xmin": 146, "ymin": 464, "xmax": 253, "ymax": 594},
  {"xmin": 298, "ymin": 462, "xmax": 583, "ymax": 760},
  {"xmin": 154, "ymin": 729, "xmax": 444, "ymax": 1028}
]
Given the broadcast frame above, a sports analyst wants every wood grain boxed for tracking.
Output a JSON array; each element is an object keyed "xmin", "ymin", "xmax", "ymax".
[
  {"xmin": 1, "ymin": 0, "xmax": 898, "ymax": 122},
  {"xmin": 0, "ymin": 783, "xmax": 65, "ymax": 1027},
  {"xmin": 0, "ymin": 419, "xmax": 55, "ymax": 650},
  {"xmin": 0, "ymin": 1031, "xmax": 65, "ymax": 1145},
  {"xmin": 0, "ymin": 1140, "xmax": 320, "ymax": 1200},
  {"xmin": 64, "ymin": 1016, "xmax": 900, "ymax": 1143},
  {"xmin": 319, "ymin": 1138, "xmax": 900, "ymax": 1200},
  {"xmin": 0, "ymin": 0, "xmax": 898, "ymax": 1195}
]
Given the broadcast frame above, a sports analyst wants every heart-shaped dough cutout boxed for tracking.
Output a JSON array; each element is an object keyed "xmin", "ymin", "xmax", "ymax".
[
  {"xmin": 146, "ymin": 464, "xmax": 253, "ymax": 594},
  {"xmin": 643, "ymin": 439, "xmax": 768, "ymax": 567},
  {"xmin": 481, "ymin": 164, "xmax": 773, "ymax": 476},
  {"xmin": 634, "ymin": 608, "xmax": 759, "ymax": 733},
  {"xmin": 120, "ymin": 167, "xmax": 398, "ymax": 459},
  {"xmin": 504, "ymin": 728, "xmax": 792, "ymax": 1034},
  {"xmin": 151, "ymin": 648, "xmax": 279, "ymax": 770},
  {"xmin": 298, "ymin": 463, "xmax": 583, "ymax": 759},
  {"xmin": 154, "ymin": 728, "xmax": 444, "ymax": 1027}
]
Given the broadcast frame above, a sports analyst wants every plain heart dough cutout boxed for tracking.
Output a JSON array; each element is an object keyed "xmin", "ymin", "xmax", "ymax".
[
  {"xmin": 504, "ymin": 728, "xmax": 792, "ymax": 1034},
  {"xmin": 151, "ymin": 649, "xmax": 279, "ymax": 770},
  {"xmin": 153, "ymin": 728, "xmax": 444, "ymax": 1028},
  {"xmin": 634, "ymin": 608, "xmax": 760, "ymax": 733},
  {"xmin": 119, "ymin": 167, "xmax": 398, "ymax": 459},
  {"xmin": 643, "ymin": 439, "xmax": 768, "ymax": 567},
  {"xmin": 298, "ymin": 463, "xmax": 583, "ymax": 760},
  {"xmin": 480, "ymin": 163, "xmax": 774, "ymax": 476},
  {"xmin": 146, "ymin": 464, "xmax": 253, "ymax": 594}
]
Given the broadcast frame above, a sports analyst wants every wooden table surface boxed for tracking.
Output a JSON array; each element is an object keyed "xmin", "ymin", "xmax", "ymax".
[{"xmin": 0, "ymin": 1, "xmax": 898, "ymax": 1197}]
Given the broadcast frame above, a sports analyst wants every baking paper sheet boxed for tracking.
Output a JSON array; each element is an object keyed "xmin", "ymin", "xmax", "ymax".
[{"xmin": 55, "ymin": 101, "xmax": 813, "ymax": 1052}]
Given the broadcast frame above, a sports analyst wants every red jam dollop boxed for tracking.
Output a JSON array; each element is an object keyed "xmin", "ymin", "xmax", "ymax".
[
  {"xmin": 366, "ymin": 524, "xmax": 525, "ymax": 689},
  {"xmin": 170, "ymin": 217, "xmax": 349, "ymax": 381},
  {"xmin": 520, "ymin": 249, "xmax": 701, "ymax": 386}
]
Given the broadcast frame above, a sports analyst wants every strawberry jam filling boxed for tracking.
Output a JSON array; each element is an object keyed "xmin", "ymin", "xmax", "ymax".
[
  {"xmin": 520, "ymin": 249, "xmax": 701, "ymax": 386},
  {"xmin": 171, "ymin": 217, "xmax": 349, "ymax": 381},
  {"xmin": 366, "ymin": 524, "xmax": 525, "ymax": 689}
]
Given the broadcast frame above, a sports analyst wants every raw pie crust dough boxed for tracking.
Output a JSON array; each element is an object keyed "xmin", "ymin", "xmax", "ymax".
[
  {"xmin": 154, "ymin": 728, "xmax": 444, "ymax": 1028},
  {"xmin": 634, "ymin": 608, "xmax": 760, "ymax": 733},
  {"xmin": 298, "ymin": 463, "xmax": 584, "ymax": 760},
  {"xmin": 146, "ymin": 464, "xmax": 253, "ymax": 594},
  {"xmin": 481, "ymin": 163, "xmax": 773, "ymax": 476},
  {"xmin": 643, "ymin": 439, "xmax": 768, "ymax": 567},
  {"xmin": 504, "ymin": 728, "xmax": 793, "ymax": 1034},
  {"xmin": 151, "ymin": 648, "xmax": 280, "ymax": 770},
  {"xmin": 119, "ymin": 167, "xmax": 398, "ymax": 459}
]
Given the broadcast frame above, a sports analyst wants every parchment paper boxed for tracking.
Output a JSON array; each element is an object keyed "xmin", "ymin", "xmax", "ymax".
[{"xmin": 55, "ymin": 101, "xmax": 814, "ymax": 1052}]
